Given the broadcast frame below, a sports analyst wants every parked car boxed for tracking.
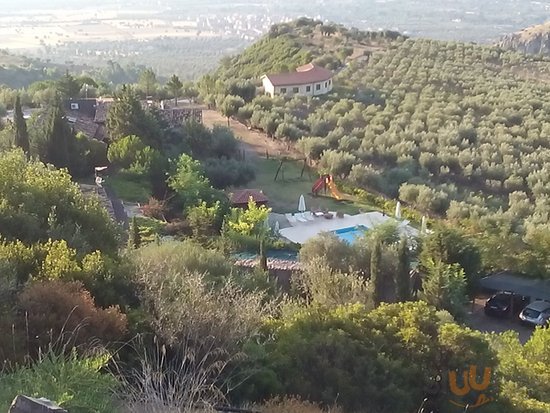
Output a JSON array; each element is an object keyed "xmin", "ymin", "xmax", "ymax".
[
  {"xmin": 519, "ymin": 300, "xmax": 550, "ymax": 327},
  {"xmin": 484, "ymin": 291, "xmax": 528, "ymax": 318}
]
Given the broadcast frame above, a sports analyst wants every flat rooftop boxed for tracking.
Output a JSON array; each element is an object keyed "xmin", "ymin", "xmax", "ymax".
[{"xmin": 480, "ymin": 271, "xmax": 550, "ymax": 301}]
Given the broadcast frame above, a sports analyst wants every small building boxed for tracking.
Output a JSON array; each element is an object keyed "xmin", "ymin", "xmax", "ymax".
[
  {"xmin": 230, "ymin": 189, "xmax": 269, "ymax": 208},
  {"xmin": 63, "ymin": 98, "xmax": 203, "ymax": 141},
  {"xmin": 261, "ymin": 63, "xmax": 334, "ymax": 98},
  {"xmin": 64, "ymin": 98, "xmax": 97, "ymax": 118},
  {"xmin": 64, "ymin": 98, "xmax": 112, "ymax": 141}
]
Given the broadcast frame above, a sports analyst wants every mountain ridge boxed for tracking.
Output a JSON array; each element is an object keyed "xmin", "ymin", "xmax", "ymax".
[{"xmin": 499, "ymin": 21, "xmax": 550, "ymax": 55}]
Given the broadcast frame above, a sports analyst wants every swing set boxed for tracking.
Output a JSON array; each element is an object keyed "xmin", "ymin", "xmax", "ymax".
[{"xmin": 273, "ymin": 157, "xmax": 312, "ymax": 182}]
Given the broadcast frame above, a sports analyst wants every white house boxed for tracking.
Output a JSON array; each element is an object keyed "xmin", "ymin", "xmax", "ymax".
[{"xmin": 261, "ymin": 63, "xmax": 334, "ymax": 98}]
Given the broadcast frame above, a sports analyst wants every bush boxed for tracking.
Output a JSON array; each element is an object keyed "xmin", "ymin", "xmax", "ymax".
[
  {"xmin": 247, "ymin": 304, "xmax": 420, "ymax": 412},
  {"xmin": 71, "ymin": 133, "xmax": 108, "ymax": 178},
  {"xmin": 128, "ymin": 146, "xmax": 164, "ymax": 177},
  {"xmin": 318, "ymin": 149, "xmax": 357, "ymax": 178},
  {"xmin": 399, "ymin": 183, "xmax": 450, "ymax": 214},
  {"xmin": 258, "ymin": 397, "xmax": 343, "ymax": 413},
  {"xmin": 17, "ymin": 280, "xmax": 128, "ymax": 354},
  {"xmin": 107, "ymin": 135, "xmax": 146, "ymax": 169},
  {"xmin": 299, "ymin": 233, "xmax": 355, "ymax": 272},
  {"xmin": 133, "ymin": 240, "xmax": 232, "ymax": 284},
  {"xmin": 132, "ymin": 250, "xmax": 271, "ymax": 356},
  {"xmin": 210, "ymin": 125, "xmax": 239, "ymax": 158},
  {"xmin": 141, "ymin": 197, "xmax": 167, "ymax": 220},
  {"xmin": 187, "ymin": 201, "xmax": 222, "ymax": 241},
  {"xmin": 0, "ymin": 150, "xmax": 118, "ymax": 254},
  {"xmin": 203, "ymin": 158, "xmax": 255, "ymax": 189},
  {"xmin": 0, "ymin": 349, "xmax": 117, "ymax": 413},
  {"xmin": 348, "ymin": 164, "xmax": 383, "ymax": 191},
  {"xmin": 297, "ymin": 137, "xmax": 327, "ymax": 161},
  {"xmin": 296, "ymin": 258, "xmax": 372, "ymax": 309}
]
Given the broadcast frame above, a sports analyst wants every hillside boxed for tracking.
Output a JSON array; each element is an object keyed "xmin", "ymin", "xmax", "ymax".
[
  {"xmin": 0, "ymin": 51, "xmax": 63, "ymax": 88},
  {"xmin": 206, "ymin": 20, "xmax": 550, "ymax": 276},
  {"xmin": 211, "ymin": 19, "xmax": 400, "ymax": 82},
  {"xmin": 499, "ymin": 22, "xmax": 550, "ymax": 56},
  {"xmin": 0, "ymin": 50, "xmax": 145, "ymax": 89}
]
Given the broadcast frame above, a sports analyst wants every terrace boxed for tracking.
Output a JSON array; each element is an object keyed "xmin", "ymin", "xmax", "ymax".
[{"xmin": 278, "ymin": 211, "xmax": 419, "ymax": 245}]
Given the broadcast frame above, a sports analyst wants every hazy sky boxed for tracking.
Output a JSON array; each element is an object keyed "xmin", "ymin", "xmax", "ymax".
[{"xmin": 2, "ymin": 0, "xmax": 548, "ymax": 42}]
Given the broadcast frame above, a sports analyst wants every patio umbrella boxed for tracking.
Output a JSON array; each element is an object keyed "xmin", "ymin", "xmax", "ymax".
[
  {"xmin": 274, "ymin": 220, "xmax": 280, "ymax": 234},
  {"xmin": 298, "ymin": 194, "xmax": 306, "ymax": 213},
  {"xmin": 395, "ymin": 201, "xmax": 402, "ymax": 219}
]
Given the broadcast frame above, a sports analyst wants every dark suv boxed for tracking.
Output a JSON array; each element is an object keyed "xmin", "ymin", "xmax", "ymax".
[{"xmin": 484, "ymin": 292, "xmax": 528, "ymax": 318}]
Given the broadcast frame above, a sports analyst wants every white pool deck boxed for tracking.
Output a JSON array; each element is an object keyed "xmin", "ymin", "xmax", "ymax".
[{"xmin": 279, "ymin": 211, "xmax": 419, "ymax": 244}]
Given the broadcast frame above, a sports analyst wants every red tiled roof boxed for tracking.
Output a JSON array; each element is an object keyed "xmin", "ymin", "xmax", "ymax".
[
  {"xmin": 66, "ymin": 110, "xmax": 99, "ymax": 140},
  {"xmin": 231, "ymin": 189, "xmax": 269, "ymax": 205},
  {"xmin": 264, "ymin": 64, "xmax": 333, "ymax": 87},
  {"xmin": 74, "ymin": 119, "xmax": 99, "ymax": 139}
]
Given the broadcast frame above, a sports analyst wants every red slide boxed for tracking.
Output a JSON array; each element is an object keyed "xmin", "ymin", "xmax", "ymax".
[{"xmin": 312, "ymin": 176, "xmax": 325, "ymax": 195}]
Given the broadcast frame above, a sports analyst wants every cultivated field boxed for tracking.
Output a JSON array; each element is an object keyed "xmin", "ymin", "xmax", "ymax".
[{"xmin": 0, "ymin": 10, "xmax": 215, "ymax": 50}]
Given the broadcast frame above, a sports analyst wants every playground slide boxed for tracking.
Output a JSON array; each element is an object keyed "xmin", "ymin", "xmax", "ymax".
[
  {"xmin": 327, "ymin": 180, "xmax": 343, "ymax": 200},
  {"xmin": 311, "ymin": 177, "xmax": 325, "ymax": 194}
]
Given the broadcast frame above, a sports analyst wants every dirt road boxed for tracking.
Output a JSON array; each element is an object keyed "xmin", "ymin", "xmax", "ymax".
[{"xmin": 202, "ymin": 110, "xmax": 295, "ymax": 159}]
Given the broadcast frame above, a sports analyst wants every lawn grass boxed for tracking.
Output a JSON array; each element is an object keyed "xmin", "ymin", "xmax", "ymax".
[
  {"xmin": 240, "ymin": 157, "xmax": 374, "ymax": 214},
  {"xmin": 106, "ymin": 172, "xmax": 152, "ymax": 203}
]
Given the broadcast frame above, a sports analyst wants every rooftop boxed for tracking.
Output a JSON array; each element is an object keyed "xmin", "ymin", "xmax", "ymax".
[
  {"xmin": 480, "ymin": 271, "xmax": 550, "ymax": 301},
  {"xmin": 230, "ymin": 189, "xmax": 269, "ymax": 205},
  {"xmin": 263, "ymin": 63, "xmax": 333, "ymax": 87}
]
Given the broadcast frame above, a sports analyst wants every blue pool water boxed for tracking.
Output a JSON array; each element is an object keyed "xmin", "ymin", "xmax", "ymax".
[
  {"xmin": 233, "ymin": 250, "xmax": 298, "ymax": 261},
  {"xmin": 333, "ymin": 225, "xmax": 369, "ymax": 244}
]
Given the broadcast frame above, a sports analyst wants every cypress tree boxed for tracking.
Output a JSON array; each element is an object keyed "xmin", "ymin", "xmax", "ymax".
[
  {"xmin": 13, "ymin": 95, "xmax": 30, "ymax": 155},
  {"xmin": 259, "ymin": 238, "xmax": 268, "ymax": 272},
  {"xmin": 370, "ymin": 240, "xmax": 383, "ymax": 307},
  {"xmin": 106, "ymin": 85, "xmax": 160, "ymax": 146},
  {"xmin": 45, "ymin": 102, "xmax": 71, "ymax": 169},
  {"xmin": 396, "ymin": 236, "xmax": 411, "ymax": 302},
  {"xmin": 128, "ymin": 216, "xmax": 141, "ymax": 249}
]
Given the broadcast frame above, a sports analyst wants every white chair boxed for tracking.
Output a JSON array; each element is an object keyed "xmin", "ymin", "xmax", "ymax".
[
  {"xmin": 285, "ymin": 213, "xmax": 297, "ymax": 224},
  {"xmin": 304, "ymin": 211, "xmax": 315, "ymax": 221},
  {"xmin": 296, "ymin": 213, "xmax": 308, "ymax": 223}
]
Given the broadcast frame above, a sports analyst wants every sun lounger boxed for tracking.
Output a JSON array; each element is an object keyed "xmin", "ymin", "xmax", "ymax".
[
  {"xmin": 296, "ymin": 213, "xmax": 308, "ymax": 223},
  {"xmin": 304, "ymin": 211, "xmax": 315, "ymax": 221},
  {"xmin": 285, "ymin": 213, "xmax": 297, "ymax": 224}
]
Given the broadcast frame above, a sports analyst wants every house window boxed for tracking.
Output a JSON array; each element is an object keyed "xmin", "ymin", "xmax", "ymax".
[
  {"xmin": 280, "ymin": 88, "xmax": 287, "ymax": 94},
  {"xmin": 293, "ymin": 87, "xmax": 299, "ymax": 93},
  {"xmin": 316, "ymin": 84, "xmax": 321, "ymax": 91},
  {"xmin": 324, "ymin": 82, "xmax": 328, "ymax": 87},
  {"xmin": 329, "ymin": 79, "xmax": 332, "ymax": 85},
  {"xmin": 306, "ymin": 85, "xmax": 311, "ymax": 92}
]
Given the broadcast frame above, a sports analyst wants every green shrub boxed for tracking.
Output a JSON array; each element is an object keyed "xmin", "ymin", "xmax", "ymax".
[
  {"xmin": 107, "ymin": 135, "xmax": 146, "ymax": 169},
  {"xmin": 0, "ymin": 349, "xmax": 118, "ymax": 413},
  {"xmin": 203, "ymin": 158, "xmax": 255, "ymax": 189}
]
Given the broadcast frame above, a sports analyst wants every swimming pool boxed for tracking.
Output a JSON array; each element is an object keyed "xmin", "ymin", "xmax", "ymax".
[{"xmin": 333, "ymin": 225, "xmax": 369, "ymax": 244}]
